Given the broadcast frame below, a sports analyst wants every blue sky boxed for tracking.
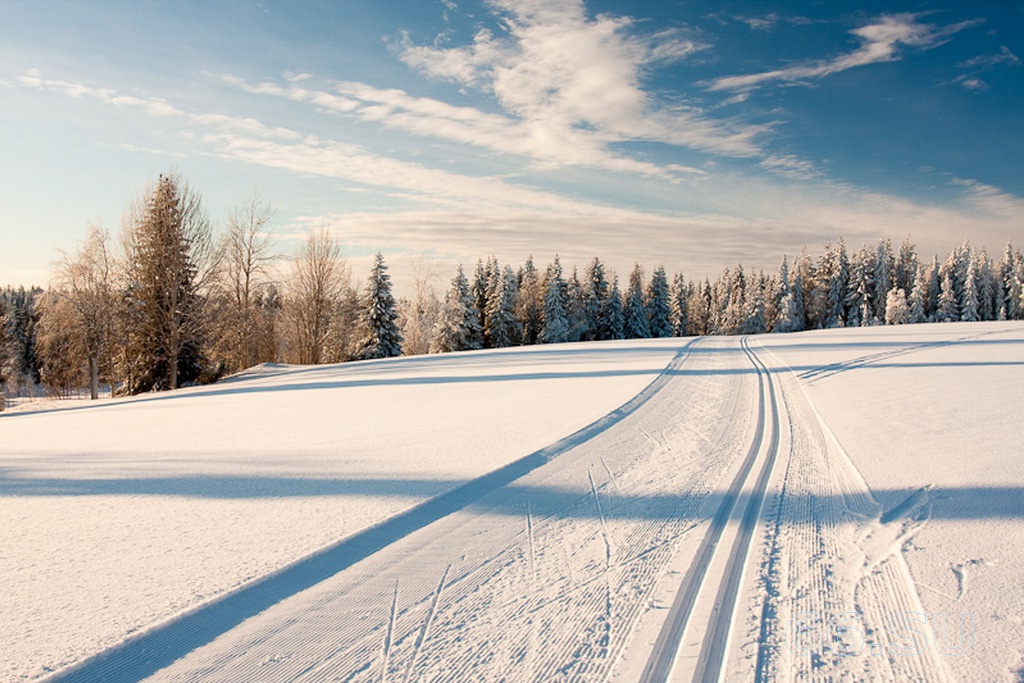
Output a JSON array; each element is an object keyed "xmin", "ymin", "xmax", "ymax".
[{"xmin": 1, "ymin": 0, "xmax": 1021, "ymax": 287}]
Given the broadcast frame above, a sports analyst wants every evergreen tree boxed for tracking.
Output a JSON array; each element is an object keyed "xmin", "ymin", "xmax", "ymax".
[
  {"xmin": 360, "ymin": 253, "xmax": 403, "ymax": 359},
  {"xmin": 925, "ymin": 256, "xmax": 942, "ymax": 320},
  {"xmin": 907, "ymin": 265, "xmax": 928, "ymax": 324},
  {"xmin": 431, "ymin": 265, "xmax": 481, "ymax": 353},
  {"xmin": 884, "ymin": 286, "xmax": 909, "ymax": 325},
  {"xmin": 623, "ymin": 264, "xmax": 651, "ymax": 338},
  {"xmin": 565, "ymin": 267, "xmax": 587, "ymax": 342},
  {"xmin": 646, "ymin": 266, "xmax": 673, "ymax": 338},
  {"xmin": 895, "ymin": 236, "xmax": 918, "ymax": 295},
  {"xmin": 823, "ymin": 239, "xmax": 849, "ymax": 328},
  {"xmin": 999, "ymin": 242, "xmax": 1022, "ymax": 320},
  {"xmin": 486, "ymin": 266, "xmax": 522, "ymax": 348},
  {"xmin": 724, "ymin": 264, "xmax": 747, "ymax": 334},
  {"xmin": 540, "ymin": 256, "xmax": 570, "ymax": 344},
  {"xmin": 119, "ymin": 173, "xmax": 212, "ymax": 393},
  {"xmin": 669, "ymin": 272, "xmax": 689, "ymax": 336},
  {"xmin": 605, "ymin": 275, "xmax": 625, "ymax": 340},
  {"xmin": 873, "ymin": 238, "xmax": 895, "ymax": 322},
  {"xmin": 583, "ymin": 257, "xmax": 610, "ymax": 341},
  {"xmin": 743, "ymin": 274, "xmax": 768, "ymax": 334},
  {"xmin": 936, "ymin": 271, "xmax": 959, "ymax": 322},
  {"xmin": 1, "ymin": 286, "xmax": 42, "ymax": 391},
  {"xmin": 472, "ymin": 258, "xmax": 491, "ymax": 344},
  {"xmin": 846, "ymin": 247, "xmax": 873, "ymax": 327},
  {"xmin": 775, "ymin": 257, "xmax": 805, "ymax": 332},
  {"xmin": 516, "ymin": 256, "xmax": 544, "ymax": 345},
  {"xmin": 960, "ymin": 257, "xmax": 980, "ymax": 321}
]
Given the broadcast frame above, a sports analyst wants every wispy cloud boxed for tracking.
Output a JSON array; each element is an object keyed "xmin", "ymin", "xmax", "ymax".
[
  {"xmin": 958, "ymin": 45, "xmax": 1021, "ymax": 70},
  {"xmin": 953, "ymin": 45, "xmax": 1020, "ymax": 91},
  {"xmin": 708, "ymin": 13, "xmax": 982, "ymax": 93},
  {"xmin": 395, "ymin": 0, "xmax": 765, "ymax": 158}
]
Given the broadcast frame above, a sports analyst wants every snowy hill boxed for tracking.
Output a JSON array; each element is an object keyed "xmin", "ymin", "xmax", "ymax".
[{"xmin": 3, "ymin": 322, "xmax": 1022, "ymax": 682}]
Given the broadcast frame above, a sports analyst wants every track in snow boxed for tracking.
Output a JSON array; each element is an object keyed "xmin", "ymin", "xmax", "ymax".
[
  {"xmin": 639, "ymin": 337, "xmax": 781, "ymax": 683},
  {"xmin": 44, "ymin": 340, "xmax": 707, "ymax": 683}
]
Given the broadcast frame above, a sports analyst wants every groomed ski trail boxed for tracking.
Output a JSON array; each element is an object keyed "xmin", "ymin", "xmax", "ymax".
[
  {"xmin": 48, "ymin": 336, "xmax": 783, "ymax": 683},
  {"xmin": 637, "ymin": 337, "xmax": 782, "ymax": 683}
]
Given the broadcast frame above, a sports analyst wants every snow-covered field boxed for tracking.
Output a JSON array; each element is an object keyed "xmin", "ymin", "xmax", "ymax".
[{"xmin": 2, "ymin": 322, "xmax": 1022, "ymax": 682}]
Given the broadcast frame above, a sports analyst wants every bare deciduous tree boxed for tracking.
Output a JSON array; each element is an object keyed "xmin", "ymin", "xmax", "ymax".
[
  {"xmin": 286, "ymin": 227, "xmax": 349, "ymax": 365},
  {"xmin": 212, "ymin": 192, "xmax": 278, "ymax": 372},
  {"xmin": 48, "ymin": 224, "xmax": 115, "ymax": 399}
]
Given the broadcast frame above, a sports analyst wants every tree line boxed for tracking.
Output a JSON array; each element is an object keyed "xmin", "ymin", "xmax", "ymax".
[{"xmin": 2, "ymin": 171, "xmax": 1023, "ymax": 403}]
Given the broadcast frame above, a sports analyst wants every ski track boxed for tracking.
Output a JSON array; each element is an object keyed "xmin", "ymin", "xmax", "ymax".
[
  {"xmin": 66, "ymin": 336, "xmax": 763, "ymax": 683},
  {"xmin": 38, "ymin": 333, "xmax": 969, "ymax": 682},
  {"xmin": 743, "ymin": 341, "xmax": 953, "ymax": 683}
]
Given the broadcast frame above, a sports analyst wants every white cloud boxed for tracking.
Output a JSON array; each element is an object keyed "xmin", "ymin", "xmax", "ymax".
[
  {"xmin": 758, "ymin": 154, "xmax": 820, "ymax": 180},
  {"xmin": 959, "ymin": 46, "xmax": 1021, "ymax": 70},
  {"xmin": 709, "ymin": 13, "xmax": 982, "ymax": 92},
  {"xmin": 15, "ymin": 69, "xmax": 1022, "ymax": 283},
  {"xmin": 395, "ymin": 0, "xmax": 764, "ymax": 158}
]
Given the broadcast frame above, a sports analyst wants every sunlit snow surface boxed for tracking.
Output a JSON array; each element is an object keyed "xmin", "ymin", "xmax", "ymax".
[
  {"xmin": 0, "ymin": 340, "xmax": 680, "ymax": 680},
  {"xmin": 3, "ymin": 323, "xmax": 1023, "ymax": 682}
]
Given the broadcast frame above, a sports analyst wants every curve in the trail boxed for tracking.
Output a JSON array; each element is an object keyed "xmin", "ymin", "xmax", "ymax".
[
  {"xmin": 44, "ymin": 340, "xmax": 697, "ymax": 683},
  {"xmin": 692, "ymin": 338, "xmax": 782, "ymax": 683},
  {"xmin": 639, "ymin": 337, "xmax": 772, "ymax": 683}
]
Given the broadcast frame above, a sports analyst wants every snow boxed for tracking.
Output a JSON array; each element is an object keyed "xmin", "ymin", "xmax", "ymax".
[
  {"xmin": 0, "ymin": 340, "xmax": 680, "ymax": 681},
  {"xmin": 758, "ymin": 321, "xmax": 1024, "ymax": 682},
  {"xmin": 4, "ymin": 321, "xmax": 1023, "ymax": 682}
]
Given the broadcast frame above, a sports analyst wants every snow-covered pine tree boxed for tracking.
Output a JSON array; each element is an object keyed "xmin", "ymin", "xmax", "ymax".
[
  {"xmin": 823, "ymin": 239, "xmax": 849, "ymax": 328},
  {"xmin": 540, "ymin": 256, "xmax": 570, "ymax": 344},
  {"xmin": 999, "ymin": 242, "xmax": 1022, "ymax": 320},
  {"xmin": 743, "ymin": 274, "xmax": 768, "ymax": 334},
  {"xmin": 873, "ymin": 238, "xmax": 895, "ymax": 323},
  {"xmin": 687, "ymin": 279, "xmax": 711, "ymax": 336},
  {"xmin": 485, "ymin": 266, "xmax": 522, "ymax": 348},
  {"xmin": 885, "ymin": 286, "xmax": 909, "ymax": 325},
  {"xmin": 960, "ymin": 257, "xmax": 980, "ymax": 322},
  {"xmin": 565, "ymin": 267, "xmax": 587, "ymax": 342},
  {"xmin": 431, "ymin": 264, "xmax": 481, "ymax": 353},
  {"xmin": 360, "ymin": 253, "xmax": 403, "ymax": 359},
  {"xmin": 516, "ymin": 256, "xmax": 543, "ymax": 345},
  {"xmin": 605, "ymin": 275, "xmax": 625, "ymax": 340},
  {"xmin": 925, "ymin": 255, "xmax": 941, "ymax": 321},
  {"xmin": 907, "ymin": 264, "xmax": 928, "ymax": 324},
  {"xmin": 584, "ymin": 257, "xmax": 610, "ymax": 341},
  {"xmin": 977, "ymin": 249, "xmax": 998, "ymax": 321},
  {"xmin": 623, "ymin": 264, "xmax": 651, "ymax": 338},
  {"xmin": 669, "ymin": 272, "xmax": 689, "ymax": 336},
  {"xmin": 776, "ymin": 257, "xmax": 806, "ymax": 333},
  {"xmin": 895, "ymin": 236, "xmax": 918, "ymax": 295},
  {"xmin": 481, "ymin": 259, "xmax": 501, "ymax": 350},
  {"xmin": 724, "ymin": 264, "xmax": 747, "ymax": 334},
  {"xmin": 936, "ymin": 271, "xmax": 959, "ymax": 322},
  {"xmin": 647, "ymin": 266, "xmax": 673, "ymax": 338},
  {"xmin": 472, "ymin": 258, "xmax": 491, "ymax": 344},
  {"xmin": 845, "ymin": 246, "xmax": 874, "ymax": 327}
]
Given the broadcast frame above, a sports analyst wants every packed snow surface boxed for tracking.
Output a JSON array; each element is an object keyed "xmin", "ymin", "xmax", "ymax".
[{"xmin": 2, "ymin": 322, "xmax": 1022, "ymax": 682}]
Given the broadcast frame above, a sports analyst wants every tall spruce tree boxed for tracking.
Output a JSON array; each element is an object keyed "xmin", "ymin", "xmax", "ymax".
[
  {"xmin": 623, "ymin": 264, "xmax": 651, "ymax": 339},
  {"xmin": 647, "ymin": 266, "xmax": 672, "ymax": 338},
  {"xmin": 119, "ymin": 173, "xmax": 212, "ymax": 393},
  {"xmin": 517, "ymin": 257, "xmax": 544, "ymax": 345},
  {"xmin": 605, "ymin": 275, "xmax": 625, "ymax": 340},
  {"xmin": 669, "ymin": 272, "xmax": 689, "ymax": 336},
  {"xmin": 540, "ymin": 256, "xmax": 569, "ymax": 343},
  {"xmin": 486, "ymin": 266, "xmax": 522, "ymax": 348},
  {"xmin": 432, "ymin": 264, "xmax": 481, "ymax": 353},
  {"xmin": 360, "ymin": 253, "xmax": 403, "ymax": 358},
  {"xmin": 584, "ymin": 257, "xmax": 610, "ymax": 341}
]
